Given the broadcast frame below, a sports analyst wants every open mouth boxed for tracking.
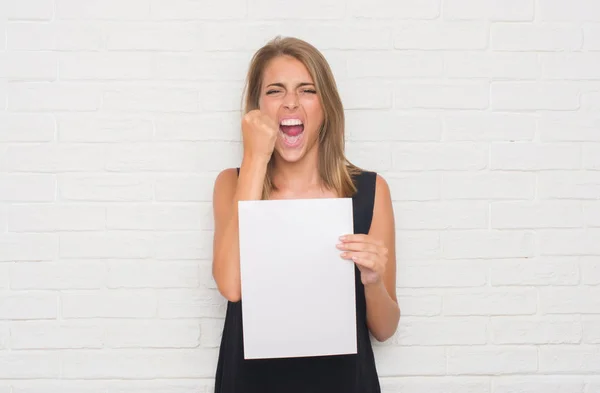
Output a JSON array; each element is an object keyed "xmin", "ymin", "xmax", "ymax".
[{"xmin": 279, "ymin": 118, "xmax": 304, "ymax": 147}]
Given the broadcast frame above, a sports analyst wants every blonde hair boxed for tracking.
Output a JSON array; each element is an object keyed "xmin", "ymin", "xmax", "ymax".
[{"xmin": 242, "ymin": 36, "xmax": 361, "ymax": 200}]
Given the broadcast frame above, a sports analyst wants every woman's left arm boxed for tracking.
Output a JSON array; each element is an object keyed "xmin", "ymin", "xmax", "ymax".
[{"xmin": 338, "ymin": 174, "xmax": 400, "ymax": 342}]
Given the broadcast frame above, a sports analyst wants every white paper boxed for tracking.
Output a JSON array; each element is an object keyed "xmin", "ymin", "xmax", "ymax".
[{"xmin": 238, "ymin": 197, "xmax": 357, "ymax": 360}]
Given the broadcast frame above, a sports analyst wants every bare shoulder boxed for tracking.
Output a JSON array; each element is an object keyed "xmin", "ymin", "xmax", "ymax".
[
  {"xmin": 372, "ymin": 173, "xmax": 393, "ymax": 218},
  {"xmin": 213, "ymin": 168, "xmax": 238, "ymax": 202}
]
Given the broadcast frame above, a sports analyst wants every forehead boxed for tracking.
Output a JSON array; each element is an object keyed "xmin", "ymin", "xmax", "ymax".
[{"xmin": 262, "ymin": 55, "xmax": 314, "ymax": 84}]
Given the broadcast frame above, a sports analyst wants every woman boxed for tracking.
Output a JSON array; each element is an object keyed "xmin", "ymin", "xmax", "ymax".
[{"xmin": 211, "ymin": 36, "xmax": 400, "ymax": 393}]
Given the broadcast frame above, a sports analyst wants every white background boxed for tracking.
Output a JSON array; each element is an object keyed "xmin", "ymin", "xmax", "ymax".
[{"xmin": 1, "ymin": 0, "xmax": 600, "ymax": 392}]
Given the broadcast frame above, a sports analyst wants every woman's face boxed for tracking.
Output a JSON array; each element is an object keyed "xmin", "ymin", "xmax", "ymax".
[{"xmin": 258, "ymin": 55, "xmax": 325, "ymax": 164}]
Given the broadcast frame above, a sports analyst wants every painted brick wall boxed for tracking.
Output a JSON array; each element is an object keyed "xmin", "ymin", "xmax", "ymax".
[{"xmin": 1, "ymin": 0, "xmax": 600, "ymax": 392}]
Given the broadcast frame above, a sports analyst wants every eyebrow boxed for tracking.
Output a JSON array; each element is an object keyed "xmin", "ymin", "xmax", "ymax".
[{"xmin": 265, "ymin": 82, "xmax": 315, "ymax": 89}]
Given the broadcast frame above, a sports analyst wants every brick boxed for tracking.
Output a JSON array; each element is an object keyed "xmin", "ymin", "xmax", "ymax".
[
  {"xmin": 107, "ymin": 260, "xmax": 200, "ymax": 289},
  {"xmin": 385, "ymin": 173, "xmax": 441, "ymax": 201},
  {"xmin": 492, "ymin": 24, "xmax": 583, "ymax": 51},
  {"xmin": 584, "ymin": 144, "xmax": 600, "ymax": 170},
  {"xmin": 8, "ymin": 204, "xmax": 105, "ymax": 232},
  {"xmin": 60, "ymin": 233, "xmax": 155, "ymax": 259},
  {"xmin": 158, "ymin": 289, "xmax": 226, "ymax": 318},
  {"xmin": 150, "ymin": 0, "xmax": 246, "ymax": 20},
  {"xmin": 396, "ymin": 231, "xmax": 441, "ymax": 260},
  {"xmin": 351, "ymin": 0, "xmax": 440, "ymax": 19},
  {"xmin": 0, "ymin": 234, "xmax": 58, "ymax": 261},
  {"xmin": 443, "ymin": 0, "xmax": 534, "ymax": 21},
  {"xmin": 61, "ymin": 290, "xmax": 157, "ymax": 318},
  {"xmin": 8, "ymin": 82, "xmax": 102, "ymax": 112},
  {"xmin": 59, "ymin": 53, "xmax": 154, "ymax": 80},
  {"xmin": 106, "ymin": 23, "xmax": 197, "ymax": 51},
  {"xmin": 199, "ymin": 81, "xmax": 245, "ymax": 112},
  {"xmin": 347, "ymin": 52, "xmax": 444, "ymax": 78},
  {"xmin": 381, "ymin": 376, "xmax": 490, "ymax": 393},
  {"xmin": 398, "ymin": 261, "xmax": 487, "ymax": 288},
  {"xmin": 10, "ymin": 381, "xmax": 170, "ymax": 393},
  {"xmin": 57, "ymin": 114, "xmax": 153, "ymax": 142},
  {"xmin": 540, "ymin": 229, "xmax": 600, "ymax": 255},
  {"xmin": 345, "ymin": 111, "xmax": 441, "ymax": 141},
  {"xmin": 7, "ymin": 22, "xmax": 104, "ymax": 51},
  {"xmin": 393, "ymin": 317, "xmax": 487, "ymax": 345},
  {"xmin": 588, "ymin": 378, "xmax": 600, "ymax": 393},
  {"xmin": 345, "ymin": 142, "xmax": 392, "ymax": 172},
  {"xmin": 493, "ymin": 376, "xmax": 586, "ymax": 393},
  {"xmin": 539, "ymin": 109, "xmax": 595, "ymax": 137},
  {"xmin": 154, "ymin": 113, "xmax": 240, "ymax": 142},
  {"xmin": 540, "ymin": 346, "xmax": 600, "ymax": 373},
  {"xmin": 582, "ymin": 91, "xmax": 600, "ymax": 111},
  {"xmin": 10, "ymin": 321, "xmax": 103, "ymax": 349},
  {"xmin": 200, "ymin": 318, "xmax": 224, "ymax": 348},
  {"xmin": 0, "ymin": 292, "xmax": 57, "ymax": 320},
  {"xmin": 395, "ymin": 21, "xmax": 488, "ymax": 50},
  {"xmin": 540, "ymin": 287, "xmax": 600, "ymax": 314},
  {"xmin": 0, "ymin": 352, "xmax": 60, "ymax": 378},
  {"xmin": 5, "ymin": 144, "xmax": 106, "ymax": 173},
  {"xmin": 491, "ymin": 143, "xmax": 581, "ymax": 170},
  {"xmin": 491, "ymin": 82, "xmax": 580, "ymax": 110},
  {"xmin": 198, "ymin": 23, "xmax": 288, "ymax": 52},
  {"xmin": 6, "ymin": 0, "xmax": 54, "ymax": 20},
  {"xmin": 585, "ymin": 202, "xmax": 600, "ymax": 227},
  {"xmin": 542, "ymin": 53, "xmax": 600, "ymax": 80},
  {"xmin": 154, "ymin": 173, "xmax": 218, "ymax": 202},
  {"xmin": 107, "ymin": 203, "xmax": 211, "ymax": 231},
  {"xmin": 443, "ymin": 230, "xmax": 535, "ymax": 259},
  {"xmin": 0, "ymin": 52, "xmax": 58, "ymax": 80},
  {"xmin": 0, "ymin": 114, "xmax": 55, "ymax": 142},
  {"xmin": 61, "ymin": 349, "xmax": 218, "ymax": 379},
  {"xmin": 392, "ymin": 142, "xmax": 488, "ymax": 170},
  {"xmin": 448, "ymin": 347, "xmax": 537, "ymax": 375},
  {"xmin": 58, "ymin": 174, "xmax": 153, "ymax": 202},
  {"xmin": 397, "ymin": 294, "xmax": 442, "ymax": 316},
  {"xmin": 0, "ymin": 174, "xmax": 56, "ymax": 202},
  {"xmin": 10, "ymin": 261, "xmax": 106, "ymax": 290},
  {"xmin": 56, "ymin": 0, "xmax": 150, "ymax": 19},
  {"xmin": 106, "ymin": 142, "xmax": 242, "ymax": 172},
  {"xmin": 583, "ymin": 319, "xmax": 600, "ymax": 343},
  {"xmin": 444, "ymin": 52, "xmax": 538, "ymax": 79},
  {"xmin": 104, "ymin": 320, "xmax": 200, "ymax": 348},
  {"xmin": 373, "ymin": 346, "xmax": 446, "ymax": 376},
  {"xmin": 394, "ymin": 202, "xmax": 488, "ymax": 229},
  {"xmin": 491, "ymin": 317, "xmax": 582, "ymax": 344},
  {"xmin": 102, "ymin": 87, "xmax": 198, "ymax": 113},
  {"xmin": 247, "ymin": 0, "xmax": 344, "ymax": 19},
  {"xmin": 154, "ymin": 53, "xmax": 248, "ymax": 82},
  {"xmin": 154, "ymin": 231, "xmax": 213, "ymax": 260},
  {"xmin": 0, "ymin": 324, "xmax": 7, "ymax": 349},
  {"xmin": 581, "ymin": 257, "xmax": 600, "ymax": 285},
  {"xmin": 584, "ymin": 25, "xmax": 600, "ymax": 50},
  {"xmin": 337, "ymin": 80, "xmax": 393, "ymax": 110},
  {"xmin": 490, "ymin": 257, "xmax": 580, "ymax": 286},
  {"xmin": 491, "ymin": 201, "xmax": 583, "ymax": 229},
  {"xmin": 539, "ymin": 0, "xmax": 600, "ymax": 21},
  {"xmin": 443, "ymin": 289, "xmax": 537, "ymax": 316},
  {"xmin": 0, "ymin": 264, "xmax": 8, "ymax": 289},
  {"xmin": 539, "ymin": 171, "xmax": 600, "ymax": 200},
  {"xmin": 394, "ymin": 82, "xmax": 489, "ymax": 109},
  {"xmin": 444, "ymin": 113, "xmax": 536, "ymax": 141},
  {"xmin": 0, "ymin": 206, "xmax": 6, "ymax": 232}
]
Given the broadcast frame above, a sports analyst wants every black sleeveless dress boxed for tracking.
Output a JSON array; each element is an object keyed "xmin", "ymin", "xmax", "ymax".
[{"xmin": 214, "ymin": 169, "xmax": 381, "ymax": 393}]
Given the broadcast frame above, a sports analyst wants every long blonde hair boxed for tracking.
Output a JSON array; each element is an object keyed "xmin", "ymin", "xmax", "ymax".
[{"xmin": 242, "ymin": 36, "xmax": 361, "ymax": 200}]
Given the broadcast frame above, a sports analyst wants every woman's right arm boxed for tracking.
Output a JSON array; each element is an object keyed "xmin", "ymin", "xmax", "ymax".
[{"xmin": 212, "ymin": 156, "xmax": 269, "ymax": 302}]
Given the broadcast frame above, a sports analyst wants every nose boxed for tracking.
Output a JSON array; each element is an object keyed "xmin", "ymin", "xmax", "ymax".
[{"xmin": 283, "ymin": 91, "xmax": 299, "ymax": 110}]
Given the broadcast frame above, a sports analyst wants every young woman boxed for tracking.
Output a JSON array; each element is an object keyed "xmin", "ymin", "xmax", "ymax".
[{"xmin": 211, "ymin": 36, "xmax": 400, "ymax": 393}]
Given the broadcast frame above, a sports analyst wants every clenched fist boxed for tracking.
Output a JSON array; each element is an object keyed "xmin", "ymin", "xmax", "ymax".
[{"xmin": 242, "ymin": 110, "xmax": 279, "ymax": 162}]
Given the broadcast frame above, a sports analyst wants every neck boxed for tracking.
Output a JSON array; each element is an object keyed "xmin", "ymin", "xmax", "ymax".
[{"xmin": 271, "ymin": 149, "xmax": 321, "ymax": 193}]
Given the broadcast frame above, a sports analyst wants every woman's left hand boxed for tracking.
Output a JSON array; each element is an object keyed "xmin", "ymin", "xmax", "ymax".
[{"xmin": 337, "ymin": 234, "xmax": 388, "ymax": 286}]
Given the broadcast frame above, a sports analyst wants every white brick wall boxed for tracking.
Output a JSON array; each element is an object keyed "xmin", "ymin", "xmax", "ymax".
[{"xmin": 0, "ymin": 0, "xmax": 599, "ymax": 391}]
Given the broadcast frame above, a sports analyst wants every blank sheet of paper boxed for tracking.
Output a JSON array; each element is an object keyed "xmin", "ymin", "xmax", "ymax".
[{"xmin": 238, "ymin": 197, "xmax": 357, "ymax": 360}]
